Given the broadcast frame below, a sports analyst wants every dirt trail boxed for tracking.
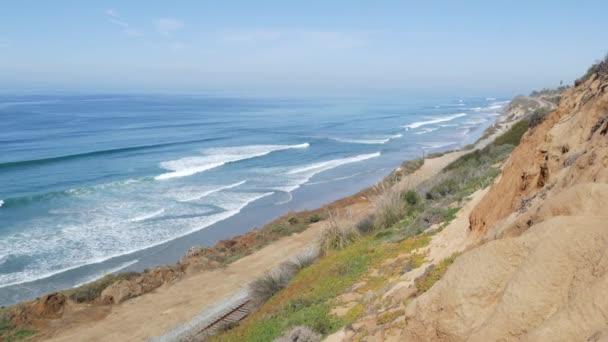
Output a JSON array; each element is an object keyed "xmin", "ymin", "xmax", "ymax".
[
  {"xmin": 38, "ymin": 114, "xmax": 512, "ymax": 342},
  {"xmin": 43, "ymin": 214, "xmax": 331, "ymax": 342},
  {"xmin": 41, "ymin": 148, "xmax": 470, "ymax": 342}
]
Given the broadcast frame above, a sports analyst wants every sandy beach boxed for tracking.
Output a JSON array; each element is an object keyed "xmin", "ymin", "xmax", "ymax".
[{"xmin": 37, "ymin": 117, "xmax": 515, "ymax": 342}]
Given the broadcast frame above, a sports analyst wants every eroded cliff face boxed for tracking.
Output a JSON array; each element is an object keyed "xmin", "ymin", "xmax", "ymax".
[
  {"xmin": 401, "ymin": 74, "xmax": 608, "ymax": 341},
  {"xmin": 470, "ymin": 75, "xmax": 608, "ymax": 239}
]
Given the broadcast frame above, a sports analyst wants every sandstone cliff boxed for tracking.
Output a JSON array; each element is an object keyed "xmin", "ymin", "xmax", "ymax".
[{"xmin": 401, "ymin": 71, "xmax": 608, "ymax": 340}]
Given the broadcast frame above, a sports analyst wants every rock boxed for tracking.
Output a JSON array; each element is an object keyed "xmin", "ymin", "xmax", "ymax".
[
  {"xmin": 30, "ymin": 293, "xmax": 66, "ymax": 319},
  {"xmin": 273, "ymin": 326, "xmax": 321, "ymax": 342},
  {"xmin": 180, "ymin": 256, "xmax": 221, "ymax": 274},
  {"xmin": 101, "ymin": 280, "xmax": 143, "ymax": 304},
  {"xmin": 400, "ymin": 260, "xmax": 413, "ymax": 275}
]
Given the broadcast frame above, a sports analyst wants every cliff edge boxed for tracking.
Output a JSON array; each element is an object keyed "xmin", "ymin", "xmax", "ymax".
[{"xmin": 401, "ymin": 65, "xmax": 608, "ymax": 341}]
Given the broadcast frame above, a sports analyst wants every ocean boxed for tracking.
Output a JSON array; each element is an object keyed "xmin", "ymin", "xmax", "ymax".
[{"xmin": 0, "ymin": 93, "xmax": 508, "ymax": 305}]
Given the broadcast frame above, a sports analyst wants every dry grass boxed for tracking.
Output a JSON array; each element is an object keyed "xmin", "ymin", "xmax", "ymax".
[
  {"xmin": 249, "ymin": 249, "xmax": 320, "ymax": 306},
  {"xmin": 371, "ymin": 184, "xmax": 405, "ymax": 230},
  {"xmin": 249, "ymin": 267, "xmax": 296, "ymax": 306},
  {"xmin": 289, "ymin": 247, "xmax": 320, "ymax": 271},
  {"xmin": 318, "ymin": 213, "xmax": 360, "ymax": 255}
]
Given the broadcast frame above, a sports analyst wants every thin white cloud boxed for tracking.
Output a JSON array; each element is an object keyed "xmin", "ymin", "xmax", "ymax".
[
  {"xmin": 104, "ymin": 9, "xmax": 142, "ymax": 37},
  {"xmin": 155, "ymin": 18, "xmax": 184, "ymax": 36}
]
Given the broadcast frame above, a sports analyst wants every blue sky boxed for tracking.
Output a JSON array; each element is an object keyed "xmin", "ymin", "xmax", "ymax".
[{"xmin": 0, "ymin": 1, "xmax": 606, "ymax": 95}]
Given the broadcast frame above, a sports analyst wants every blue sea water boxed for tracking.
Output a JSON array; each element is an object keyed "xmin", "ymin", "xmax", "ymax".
[{"xmin": 0, "ymin": 93, "xmax": 508, "ymax": 305}]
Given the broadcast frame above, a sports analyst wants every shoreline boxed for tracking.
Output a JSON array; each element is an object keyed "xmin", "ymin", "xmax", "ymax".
[
  {"xmin": 40, "ymin": 147, "xmax": 460, "ymax": 342},
  {"xmin": 0, "ymin": 98, "xmax": 506, "ymax": 305},
  {"xmin": 34, "ymin": 110, "xmax": 519, "ymax": 341},
  {"xmin": 3, "ymin": 96, "xmax": 551, "ymax": 341}
]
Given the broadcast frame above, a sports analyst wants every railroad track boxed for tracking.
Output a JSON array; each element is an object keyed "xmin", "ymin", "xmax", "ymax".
[
  {"xmin": 150, "ymin": 291, "xmax": 256, "ymax": 342},
  {"xmin": 198, "ymin": 298, "xmax": 256, "ymax": 338}
]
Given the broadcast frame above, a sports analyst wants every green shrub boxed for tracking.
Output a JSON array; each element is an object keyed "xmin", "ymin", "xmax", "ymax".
[
  {"xmin": 307, "ymin": 214, "xmax": 323, "ymax": 223},
  {"xmin": 354, "ymin": 214, "xmax": 375, "ymax": 234},
  {"xmin": 0, "ymin": 319, "xmax": 36, "ymax": 342},
  {"xmin": 575, "ymin": 53, "xmax": 608, "ymax": 86},
  {"xmin": 425, "ymin": 178, "xmax": 459, "ymax": 200},
  {"xmin": 492, "ymin": 120, "xmax": 529, "ymax": 146},
  {"xmin": 528, "ymin": 107, "xmax": 551, "ymax": 128},
  {"xmin": 402, "ymin": 190, "xmax": 421, "ymax": 206}
]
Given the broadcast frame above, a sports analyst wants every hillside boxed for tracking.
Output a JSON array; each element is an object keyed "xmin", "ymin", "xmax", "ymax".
[
  {"xmin": 392, "ymin": 64, "xmax": 608, "ymax": 340},
  {"xmin": 1, "ymin": 63, "xmax": 604, "ymax": 341},
  {"xmin": 210, "ymin": 61, "xmax": 607, "ymax": 341}
]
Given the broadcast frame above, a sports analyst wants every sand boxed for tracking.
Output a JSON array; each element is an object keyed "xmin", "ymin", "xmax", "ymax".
[{"xmin": 39, "ymin": 136, "xmax": 487, "ymax": 342}]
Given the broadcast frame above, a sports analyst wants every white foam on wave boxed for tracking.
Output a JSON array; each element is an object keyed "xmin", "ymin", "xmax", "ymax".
[
  {"xmin": 129, "ymin": 209, "xmax": 165, "ymax": 223},
  {"xmin": 486, "ymin": 97, "xmax": 496, "ymax": 101},
  {"xmin": 472, "ymin": 101, "xmax": 509, "ymax": 112},
  {"xmin": 421, "ymin": 141, "xmax": 457, "ymax": 149},
  {"xmin": 306, "ymin": 171, "xmax": 366, "ymax": 185},
  {"xmin": 287, "ymin": 152, "xmax": 380, "ymax": 175},
  {"xmin": 403, "ymin": 113, "xmax": 467, "ymax": 129},
  {"xmin": 0, "ymin": 200, "xmax": 3, "ymax": 208},
  {"xmin": 332, "ymin": 137, "xmax": 389, "ymax": 145},
  {"xmin": 155, "ymin": 143, "xmax": 309, "ymax": 180},
  {"xmin": 463, "ymin": 118, "xmax": 488, "ymax": 125},
  {"xmin": 275, "ymin": 153, "xmax": 381, "ymax": 197},
  {"xmin": 414, "ymin": 127, "xmax": 440, "ymax": 135},
  {"xmin": 274, "ymin": 191, "xmax": 293, "ymax": 205},
  {"xmin": 332, "ymin": 134, "xmax": 401, "ymax": 145},
  {"xmin": 0, "ymin": 191, "xmax": 274, "ymax": 288},
  {"xmin": 177, "ymin": 181, "xmax": 247, "ymax": 202}
]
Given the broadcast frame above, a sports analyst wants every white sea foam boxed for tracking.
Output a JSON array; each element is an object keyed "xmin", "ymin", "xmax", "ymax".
[
  {"xmin": 0, "ymin": 191, "xmax": 274, "ymax": 288},
  {"xmin": 287, "ymin": 152, "xmax": 380, "ymax": 175},
  {"xmin": 421, "ymin": 141, "xmax": 457, "ymax": 149},
  {"xmin": 129, "ymin": 209, "xmax": 165, "ymax": 223},
  {"xmin": 486, "ymin": 97, "xmax": 496, "ymax": 101},
  {"xmin": 403, "ymin": 113, "xmax": 467, "ymax": 129},
  {"xmin": 274, "ymin": 191, "xmax": 293, "ymax": 205},
  {"xmin": 306, "ymin": 172, "xmax": 366, "ymax": 185},
  {"xmin": 332, "ymin": 134, "xmax": 401, "ymax": 145},
  {"xmin": 472, "ymin": 101, "xmax": 509, "ymax": 112},
  {"xmin": 413, "ymin": 127, "xmax": 440, "ymax": 135},
  {"xmin": 463, "ymin": 118, "xmax": 488, "ymax": 125},
  {"xmin": 155, "ymin": 143, "xmax": 309, "ymax": 180},
  {"xmin": 276, "ymin": 153, "xmax": 381, "ymax": 196},
  {"xmin": 177, "ymin": 181, "xmax": 247, "ymax": 202},
  {"xmin": 0, "ymin": 200, "xmax": 3, "ymax": 208},
  {"xmin": 332, "ymin": 137, "xmax": 389, "ymax": 144}
]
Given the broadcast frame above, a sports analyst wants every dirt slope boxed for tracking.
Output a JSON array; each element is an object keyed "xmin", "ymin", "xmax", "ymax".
[{"xmin": 398, "ymin": 75, "xmax": 608, "ymax": 340}]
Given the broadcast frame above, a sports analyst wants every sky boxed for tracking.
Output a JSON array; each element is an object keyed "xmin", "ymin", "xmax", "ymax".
[{"xmin": 0, "ymin": 1, "xmax": 607, "ymax": 96}]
